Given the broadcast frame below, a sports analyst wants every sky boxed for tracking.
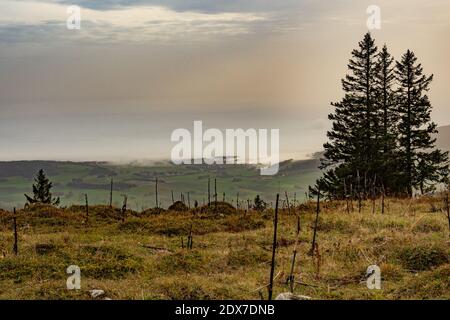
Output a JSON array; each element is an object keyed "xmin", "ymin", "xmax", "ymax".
[{"xmin": 0, "ymin": 0, "xmax": 449, "ymax": 161}]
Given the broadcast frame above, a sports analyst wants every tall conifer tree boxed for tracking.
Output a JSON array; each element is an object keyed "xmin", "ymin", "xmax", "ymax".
[
  {"xmin": 395, "ymin": 50, "xmax": 448, "ymax": 195},
  {"xmin": 374, "ymin": 45, "xmax": 399, "ymax": 192},
  {"xmin": 321, "ymin": 33, "xmax": 380, "ymax": 195},
  {"xmin": 25, "ymin": 169, "xmax": 60, "ymax": 205}
]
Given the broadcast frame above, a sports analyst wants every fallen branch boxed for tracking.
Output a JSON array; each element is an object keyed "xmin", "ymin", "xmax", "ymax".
[
  {"xmin": 140, "ymin": 245, "xmax": 172, "ymax": 253},
  {"xmin": 251, "ymin": 271, "xmax": 282, "ymax": 293}
]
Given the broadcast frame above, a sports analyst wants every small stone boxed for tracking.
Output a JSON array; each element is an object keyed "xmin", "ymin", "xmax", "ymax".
[
  {"xmin": 89, "ymin": 289, "xmax": 105, "ymax": 299},
  {"xmin": 275, "ymin": 292, "xmax": 311, "ymax": 300}
]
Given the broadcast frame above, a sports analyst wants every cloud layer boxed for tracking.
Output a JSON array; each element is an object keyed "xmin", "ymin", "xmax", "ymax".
[{"xmin": 0, "ymin": 0, "xmax": 449, "ymax": 161}]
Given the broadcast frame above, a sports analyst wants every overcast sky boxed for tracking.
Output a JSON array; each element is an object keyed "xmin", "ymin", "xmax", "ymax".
[{"xmin": 0, "ymin": 0, "xmax": 449, "ymax": 161}]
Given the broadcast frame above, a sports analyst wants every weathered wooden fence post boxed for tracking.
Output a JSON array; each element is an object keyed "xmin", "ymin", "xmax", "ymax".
[
  {"xmin": 357, "ymin": 170, "xmax": 362, "ymax": 213},
  {"xmin": 121, "ymin": 196, "xmax": 127, "ymax": 223},
  {"xmin": 285, "ymin": 191, "xmax": 291, "ymax": 215},
  {"xmin": 85, "ymin": 194, "xmax": 89, "ymax": 223},
  {"xmin": 109, "ymin": 178, "xmax": 113, "ymax": 208},
  {"xmin": 344, "ymin": 178, "xmax": 350, "ymax": 214},
  {"xmin": 155, "ymin": 177, "xmax": 159, "ymax": 209},
  {"xmin": 214, "ymin": 178, "xmax": 218, "ymax": 213},
  {"xmin": 208, "ymin": 177, "xmax": 211, "ymax": 206},
  {"xmin": 187, "ymin": 225, "xmax": 193, "ymax": 249},
  {"xmin": 13, "ymin": 208, "xmax": 18, "ymax": 255},
  {"xmin": 350, "ymin": 183, "xmax": 354, "ymax": 212},
  {"xmin": 287, "ymin": 202, "xmax": 302, "ymax": 292},
  {"xmin": 445, "ymin": 189, "xmax": 450, "ymax": 232},
  {"xmin": 310, "ymin": 186, "xmax": 321, "ymax": 255},
  {"xmin": 371, "ymin": 176, "xmax": 377, "ymax": 214},
  {"xmin": 187, "ymin": 192, "xmax": 191, "ymax": 209},
  {"xmin": 268, "ymin": 194, "xmax": 279, "ymax": 301}
]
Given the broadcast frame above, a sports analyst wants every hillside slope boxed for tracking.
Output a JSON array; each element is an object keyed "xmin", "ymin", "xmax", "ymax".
[{"xmin": 0, "ymin": 160, "xmax": 321, "ymax": 210}]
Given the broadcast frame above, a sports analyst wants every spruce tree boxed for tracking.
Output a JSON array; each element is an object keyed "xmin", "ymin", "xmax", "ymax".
[
  {"xmin": 25, "ymin": 169, "xmax": 60, "ymax": 205},
  {"xmin": 395, "ymin": 50, "xmax": 448, "ymax": 195},
  {"xmin": 321, "ymin": 32, "xmax": 380, "ymax": 196},
  {"xmin": 253, "ymin": 195, "xmax": 267, "ymax": 212},
  {"xmin": 374, "ymin": 45, "xmax": 400, "ymax": 192}
]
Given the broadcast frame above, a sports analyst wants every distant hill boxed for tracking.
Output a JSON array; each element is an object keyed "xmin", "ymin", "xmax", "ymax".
[
  {"xmin": 0, "ymin": 160, "xmax": 321, "ymax": 210},
  {"xmin": 436, "ymin": 125, "xmax": 450, "ymax": 152}
]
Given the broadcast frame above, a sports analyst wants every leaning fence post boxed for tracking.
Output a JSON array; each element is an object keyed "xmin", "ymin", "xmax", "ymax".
[
  {"xmin": 208, "ymin": 177, "xmax": 211, "ymax": 206},
  {"xmin": 188, "ymin": 225, "xmax": 193, "ymax": 249},
  {"xmin": 350, "ymin": 183, "xmax": 354, "ymax": 212},
  {"xmin": 445, "ymin": 189, "xmax": 450, "ymax": 232},
  {"xmin": 121, "ymin": 196, "xmax": 127, "ymax": 223},
  {"xmin": 285, "ymin": 191, "xmax": 291, "ymax": 215},
  {"xmin": 268, "ymin": 194, "xmax": 279, "ymax": 301},
  {"xmin": 85, "ymin": 194, "xmax": 89, "ymax": 223},
  {"xmin": 310, "ymin": 186, "xmax": 320, "ymax": 255},
  {"xmin": 13, "ymin": 208, "xmax": 18, "ymax": 255},
  {"xmin": 344, "ymin": 178, "xmax": 350, "ymax": 214},
  {"xmin": 214, "ymin": 178, "xmax": 218, "ymax": 213},
  {"xmin": 187, "ymin": 192, "xmax": 191, "ymax": 209},
  {"xmin": 155, "ymin": 177, "xmax": 159, "ymax": 209},
  {"xmin": 287, "ymin": 203, "xmax": 302, "ymax": 293},
  {"xmin": 109, "ymin": 178, "xmax": 113, "ymax": 208}
]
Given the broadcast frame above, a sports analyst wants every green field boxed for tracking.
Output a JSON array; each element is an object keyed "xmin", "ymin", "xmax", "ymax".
[{"xmin": 0, "ymin": 160, "xmax": 321, "ymax": 211}]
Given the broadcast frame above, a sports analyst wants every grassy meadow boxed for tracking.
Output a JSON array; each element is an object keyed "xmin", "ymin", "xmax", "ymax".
[{"xmin": 0, "ymin": 197, "xmax": 448, "ymax": 300}]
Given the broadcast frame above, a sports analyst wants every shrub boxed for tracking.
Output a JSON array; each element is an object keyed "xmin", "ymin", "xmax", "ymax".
[
  {"xmin": 412, "ymin": 218, "xmax": 443, "ymax": 233},
  {"xmin": 141, "ymin": 207, "xmax": 166, "ymax": 215},
  {"xmin": 397, "ymin": 245, "xmax": 449, "ymax": 271},
  {"xmin": 168, "ymin": 201, "xmax": 188, "ymax": 212}
]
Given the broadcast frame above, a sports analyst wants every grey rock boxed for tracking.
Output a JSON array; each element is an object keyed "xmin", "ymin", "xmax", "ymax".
[
  {"xmin": 89, "ymin": 289, "xmax": 105, "ymax": 299},
  {"xmin": 275, "ymin": 292, "xmax": 311, "ymax": 300}
]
